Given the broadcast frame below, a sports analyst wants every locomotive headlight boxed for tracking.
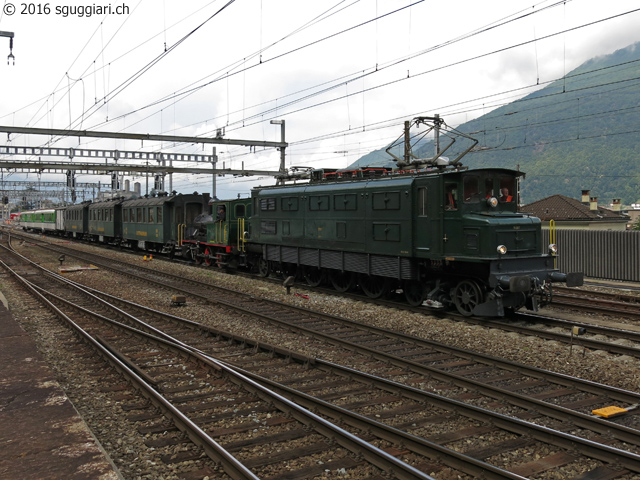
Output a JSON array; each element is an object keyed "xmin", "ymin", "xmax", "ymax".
[
  {"xmin": 487, "ymin": 197, "xmax": 498, "ymax": 208},
  {"xmin": 548, "ymin": 243, "xmax": 558, "ymax": 255},
  {"xmin": 497, "ymin": 245, "xmax": 507, "ymax": 255}
]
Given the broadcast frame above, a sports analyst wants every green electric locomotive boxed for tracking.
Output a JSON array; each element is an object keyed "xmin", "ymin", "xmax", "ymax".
[
  {"xmin": 247, "ymin": 165, "xmax": 582, "ymax": 316},
  {"xmin": 235, "ymin": 117, "xmax": 581, "ymax": 316}
]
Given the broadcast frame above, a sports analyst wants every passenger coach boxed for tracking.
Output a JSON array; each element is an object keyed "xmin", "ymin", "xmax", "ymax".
[
  {"xmin": 20, "ymin": 208, "xmax": 57, "ymax": 233},
  {"xmin": 121, "ymin": 192, "xmax": 210, "ymax": 255}
]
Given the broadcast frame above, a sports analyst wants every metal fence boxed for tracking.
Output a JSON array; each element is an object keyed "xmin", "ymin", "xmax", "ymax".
[{"xmin": 543, "ymin": 229, "xmax": 640, "ymax": 282}]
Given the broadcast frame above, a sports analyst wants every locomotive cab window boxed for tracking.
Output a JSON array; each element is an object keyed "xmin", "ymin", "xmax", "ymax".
[
  {"xmin": 485, "ymin": 178, "xmax": 496, "ymax": 199},
  {"xmin": 445, "ymin": 184, "xmax": 457, "ymax": 210},
  {"xmin": 499, "ymin": 176, "xmax": 516, "ymax": 203},
  {"xmin": 463, "ymin": 176, "xmax": 481, "ymax": 203},
  {"xmin": 235, "ymin": 204, "xmax": 246, "ymax": 217}
]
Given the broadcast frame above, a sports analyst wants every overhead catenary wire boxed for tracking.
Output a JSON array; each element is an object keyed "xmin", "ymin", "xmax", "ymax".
[
  {"xmin": 3, "ymin": 1, "xmax": 640, "ymax": 197},
  {"xmin": 77, "ymin": 0, "xmax": 568, "ymax": 139}
]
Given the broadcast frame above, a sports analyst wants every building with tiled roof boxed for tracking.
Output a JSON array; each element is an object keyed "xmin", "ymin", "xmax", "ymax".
[{"xmin": 520, "ymin": 190, "xmax": 629, "ymax": 230}]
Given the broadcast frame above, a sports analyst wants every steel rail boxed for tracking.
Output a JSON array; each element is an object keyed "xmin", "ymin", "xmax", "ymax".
[
  {"xmin": 2, "ymin": 243, "xmax": 437, "ymax": 480},
  {"xmin": 16, "ymin": 236, "xmax": 640, "ymax": 415},
  {"xmin": 0, "ymin": 258, "xmax": 260, "ymax": 480},
  {"xmin": 40, "ymin": 279, "xmax": 640, "ymax": 450},
  {"xmin": 10, "ymin": 236, "xmax": 640, "ymax": 475},
  {"xmin": 222, "ymin": 358, "xmax": 640, "ymax": 475}
]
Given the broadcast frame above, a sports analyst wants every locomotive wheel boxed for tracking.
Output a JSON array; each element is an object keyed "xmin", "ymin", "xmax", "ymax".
[
  {"xmin": 192, "ymin": 247, "xmax": 203, "ymax": 265},
  {"xmin": 453, "ymin": 279, "xmax": 483, "ymax": 316},
  {"xmin": 403, "ymin": 280, "xmax": 425, "ymax": 306},
  {"xmin": 329, "ymin": 270, "xmax": 356, "ymax": 292},
  {"xmin": 258, "ymin": 258, "xmax": 271, "ymax": 277},
  {"xmin": 359, "ymin": 274, "xmax": 389, "ymax": 299},
  {"xmin": 203, "ymin": 247, "xmax": 213, "ymax": 267},
  {"xmin": 303, "ymin": 266, "xmax": 325, "ymax": 287}
]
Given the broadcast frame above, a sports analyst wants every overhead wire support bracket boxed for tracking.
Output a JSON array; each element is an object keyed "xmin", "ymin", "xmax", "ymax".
[
  {"xmin": 0, "ymin": 145, "xmax": 216, "ymax": 164},
  {"xmin": 0, "ymin": 125, "xmax": 288, "ymax": 150},
  {"xmin": 0, "ymin": 31, "xmax": 15, "ymax": 65}
]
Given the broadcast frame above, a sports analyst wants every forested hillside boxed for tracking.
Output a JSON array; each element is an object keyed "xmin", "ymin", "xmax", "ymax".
[{"xmin": 350, "ymin": 43, "xmax": 640, "ymax": 205}]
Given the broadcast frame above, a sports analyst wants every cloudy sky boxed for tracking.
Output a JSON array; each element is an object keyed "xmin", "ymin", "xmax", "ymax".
[{"xmin": 0, "ymin": 0, "xmax": 638, "ymax": 200}]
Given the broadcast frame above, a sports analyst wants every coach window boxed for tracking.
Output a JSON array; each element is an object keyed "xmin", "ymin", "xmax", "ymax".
[
  {"xmin": 130, "ymin": 208, "xmax": 135, "ymax": 222},
  {"xmin": 148, "ymin": 208, "xmax": 154, "ymax": 223},
  {"xmin": 463, "ymin": 176, "xmax": 481, "ymax": 203},
  {"xmin": 136, "ymin": 208, "xmax": 142, "ymax": 223},
  {"xmin": 156, "ymin": 207, "xmax": 162, "ymax": 223},
  {"xmin": 418, "ymin": 187, "xmax": 428, "ymax": 216},
  {"xmin": 123, "ymin": 209, "xmax": 129, "ymax": 222}
]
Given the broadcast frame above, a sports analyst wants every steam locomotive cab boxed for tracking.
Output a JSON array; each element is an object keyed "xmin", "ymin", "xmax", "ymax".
[{"xmin": 182, "ymin": 198, "xmax": 252, "ymax": 268}]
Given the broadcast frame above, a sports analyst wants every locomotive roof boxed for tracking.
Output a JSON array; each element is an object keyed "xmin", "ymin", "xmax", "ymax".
[
  {"xmin": 254, "ymin": 167, "xmax": 523, "ymax": 193},
  {"xmin": 442, "ymin": 167, "xmax": 524, "ymax": 177}
]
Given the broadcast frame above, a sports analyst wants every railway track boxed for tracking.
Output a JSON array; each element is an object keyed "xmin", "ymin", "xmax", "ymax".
[
  {"xmin": 15, "ymin": 230, "xmax": 640, "ymax": 358},
  {"xmin": 2, "ymin": 239, "xmax": 433, "ymax": 479},
  {"xmin": 6, "ymin": 232, "xmax": 640, "ymax": 478},
  {"xmin": 553, "ymin": 285, "xmax": 640, "ymax": 320}
]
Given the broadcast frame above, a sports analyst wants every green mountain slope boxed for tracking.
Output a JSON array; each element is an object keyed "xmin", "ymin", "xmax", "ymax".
[{"xmin": 350, "ymin": 43, "xmax": 640, "ymax": 205}]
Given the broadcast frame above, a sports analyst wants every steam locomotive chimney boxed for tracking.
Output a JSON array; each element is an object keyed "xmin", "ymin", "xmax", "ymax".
[
  {"xmin": 590, "ymin": 196, "xmax": 598, "ymax": 211},
  {"xmin": 581, "ymin": 190, "xmax": 590, "ymax": 204}
]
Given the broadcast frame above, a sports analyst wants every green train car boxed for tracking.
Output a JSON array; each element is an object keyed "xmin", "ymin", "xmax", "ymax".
[
  {"xmin": 246, "ymin": 166, "xmax": 582, "ymax": 316},
  {"xmin": 87, "ymin": 198, "xmax": 123, "ymax": 242},
  {"xmin": 63, "ymin": 202, "xmax": 90, "ymax": 238},
  {"xmin": 182, "ymin": 197, "xmax": 252, "ymax": 267},
  {"xmin": 121, "ymin": 192, "xmax": 210, "ymax": 255}
]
